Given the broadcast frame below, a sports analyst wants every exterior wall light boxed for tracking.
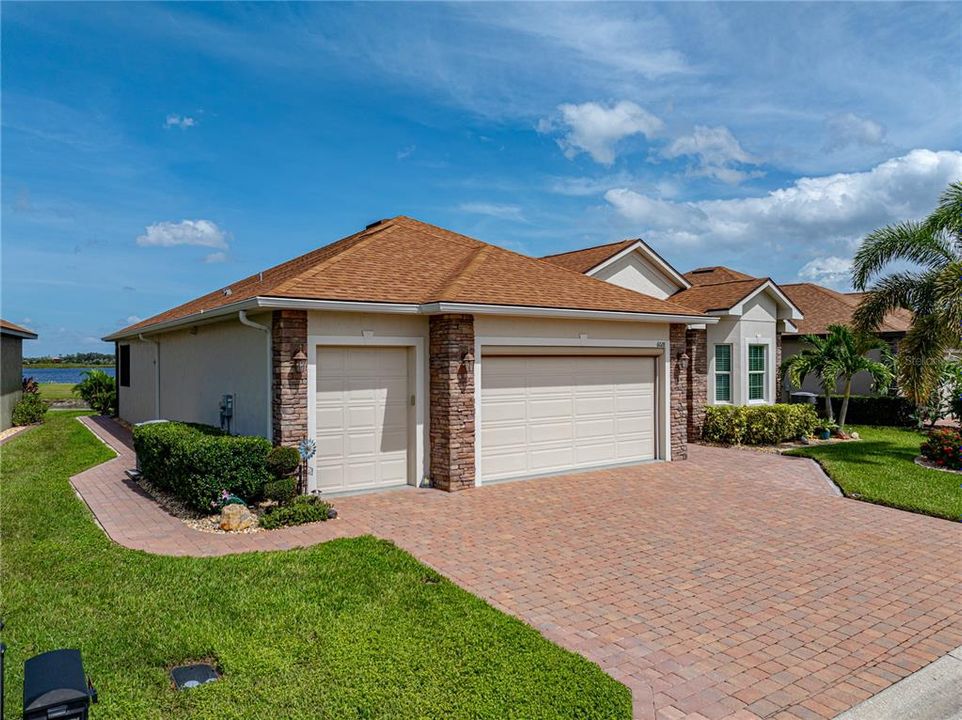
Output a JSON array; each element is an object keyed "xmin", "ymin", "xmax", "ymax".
[
  {"xmin": 678, "ymin": 351, "xmax": 690, "ymax": 371},
  {"xmin": 460, "ymin": 350, "xmax": 475, "ymax": 373},
  {"xmin": 292, "ymin": 347, "xmax": 308, "ymax": 374}
]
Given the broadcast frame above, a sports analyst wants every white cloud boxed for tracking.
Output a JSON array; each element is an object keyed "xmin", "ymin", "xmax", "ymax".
[
  {"xmin": 122, "ymin": 315, "xmax": 144, "ymax": 325},
  {"xmin": 605, "ymin": 149, "xmax": 962, "ymax": 251},
  {"xmin": 542, "ymin": 101, "xmax": 663, "ymax": 165},
  {"xmin": 663, "ymin": 125, "xmax": 763, "ymax": 185},
  {"xmin": 136, "ymin": 220, "xmax": 228, "ymax": 250},
  {"xmin": 204, "ymin": 251, "xmax": 228, "ymax": 264},
  {"xmin": 396, "ymin": 145, "xmax": 416, "ymax": 161},
  {"xmin": 165, "ymin": 114, "xmax": 197, "ymax": 129},
  {"xmin": 458, "ymin": 202, "xmax": 525, "ymax": 221},
  {"xmin": 824, "ymin": 113, "xmax": 886, "ymax": 151},
  {"xmin": 798, "ymin": 256, "xmax": 853, "ymax": 288}
]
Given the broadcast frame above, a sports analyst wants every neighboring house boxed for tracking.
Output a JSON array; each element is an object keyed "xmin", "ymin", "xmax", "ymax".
[
  {"xmin": 542, "ymin": 245, "xmax": 802, "ymax": 438},
  {"xmin": 1, "ymin": 319, "xmax": 38, "ymax": 430},
  {"xmin": 780, "ymin": 283, "xmax": 911, "ymax": 397},
  {"xmin": 105, "ymin": 217, "xmax": 716, "ymax": 495}
]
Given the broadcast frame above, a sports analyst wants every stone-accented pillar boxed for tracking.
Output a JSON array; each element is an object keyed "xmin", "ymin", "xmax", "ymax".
[
  {"xmin": 429, "ymin": 314, "xmax": 475, "ymax": 491},
  {"xmin": 775, "ymin": 332, "xmax": 784, "ymax": 402},
  {"xmin": 686, "ymin": 328, "xmax": 708, "ymax": 442},
  {"xmin": 669, "ymin": 323, "xmax": 689, "ymax": 461},
  {"xmin": 272, "ymin": 309, "xmax": 308, "ymax": 446}
]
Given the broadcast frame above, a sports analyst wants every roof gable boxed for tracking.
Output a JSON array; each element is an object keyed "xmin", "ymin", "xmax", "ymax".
[
  {"xmin": 542, "ymin": 238, "xmax": 690, "ymax": 290},
  {"xmin": 683, "ymin": 266, "xmax": 756, "ymax": 286},
  {"xmin": 108, "ymin": 217, "xmax": 706, "ymax": 339}
]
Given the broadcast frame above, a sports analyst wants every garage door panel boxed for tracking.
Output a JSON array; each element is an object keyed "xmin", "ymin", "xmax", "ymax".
[
  {"xmin": 481, "ymin": 354, "xmax": 656, "ymax": 482},
  {"xmin": 314, "ymin": 346, "xmax": 410, "ymax": 492}
]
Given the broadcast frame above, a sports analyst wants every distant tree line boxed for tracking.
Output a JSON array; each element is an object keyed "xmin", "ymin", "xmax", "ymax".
[{"xmin": 24, "ymin": 352, "xmax": 114, "ymax": 366}]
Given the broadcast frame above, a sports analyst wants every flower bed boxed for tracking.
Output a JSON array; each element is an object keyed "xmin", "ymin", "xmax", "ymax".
[{"xmin": 919, "ymin": 427, "xmax": 962, "ymax": 470}]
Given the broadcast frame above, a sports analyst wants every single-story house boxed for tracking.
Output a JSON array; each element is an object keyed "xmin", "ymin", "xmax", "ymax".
[
  {"xmin": 105, "ymin": 217, "xmax": 718, "ymax": 495},
  {"xmin": 1, "ymin": 319, "xmax": 38, "ymax": 430}
]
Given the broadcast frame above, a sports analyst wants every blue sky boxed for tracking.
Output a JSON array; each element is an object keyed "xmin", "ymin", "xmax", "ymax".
[{"xmin": 3, "ymin": 2, "xmax": 961, "ymax": 355}]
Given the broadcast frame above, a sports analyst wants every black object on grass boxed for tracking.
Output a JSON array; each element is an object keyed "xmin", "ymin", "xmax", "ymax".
[
  {"xmin": 170, "ymin": 663, "xmax": 219, "ymax": 690},
  {"xmin": 23, "ymin": 649, "xmax": 97, "ymax": 720}
]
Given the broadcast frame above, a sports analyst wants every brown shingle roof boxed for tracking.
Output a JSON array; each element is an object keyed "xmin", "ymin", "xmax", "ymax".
[
  {"xmin": 670, "ymin": 278, "xmax": 770, "ymax": 313},
  {"xmin": 108, "ymin": 217, "xmax": 704, "ymax": 338},
  {"xmin": 781, "ymin": 283, "xmax": 911, "ymax": 335},
  {"xmin": 0, "ymin": 319, "xmax": 38, "ymax": 338},
  {"xmin": 683, "ymin": 266, "xmax": 757, "ymax": 286},
  {"xmin": 540, "ymin": 239, "xmax": 638, "ymax": 273}
]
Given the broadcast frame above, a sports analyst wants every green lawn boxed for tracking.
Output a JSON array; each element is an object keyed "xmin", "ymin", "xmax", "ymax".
[
  {"xmin": 38, "ymin": 382, "xmax": 76, "ymax": 401},
  {"xmin": 0, "ymin": 412, "xmax": 630, "ymax": 719},
  {"xmin": 787, "ymin": 425, "xmax": 962, "ymax": 522}
]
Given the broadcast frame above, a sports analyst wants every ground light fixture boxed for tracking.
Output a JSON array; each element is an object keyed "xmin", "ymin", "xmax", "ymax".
[
  {"xmin": 170, "ymin": 663, "xmax": 220, "ymax": 690},
  {"xmin": 22, "ymin": 649, "xmax": 97, "ymax": 720}
]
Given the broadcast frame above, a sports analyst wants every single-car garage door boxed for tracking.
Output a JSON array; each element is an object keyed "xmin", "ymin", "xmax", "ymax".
[
  {"xmin": 480, "ymin": 354, "xmax": 656, "ymax": 482},
  {"xmin": 314, "ymin": 346, "xmax": 410, "ymax": 493}
]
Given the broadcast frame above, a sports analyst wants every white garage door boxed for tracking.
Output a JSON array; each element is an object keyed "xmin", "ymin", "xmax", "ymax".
[
  {"xmin": 481, "ymin": 355, "xmax": 656, "ymax": 482},
  {"xmin": 314, "ymin": 346, "xmax": 409, "ymax": 492}
]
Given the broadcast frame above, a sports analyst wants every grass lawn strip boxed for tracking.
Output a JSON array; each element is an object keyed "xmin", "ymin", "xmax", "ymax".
[
  {"xmin": 1, "ymin": 412, "xmax": 630, "ymax": 719},
  {"xmin": 787, "ymin": 424, "xmax": 962, "ymax": 522},
  {"xmin": 37, "ymin": 382, "xmax": 76, "ymax": 402}
]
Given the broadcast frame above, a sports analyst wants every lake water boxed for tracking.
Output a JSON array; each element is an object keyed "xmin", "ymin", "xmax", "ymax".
[{"xmin": 23, "ymin": 367, "xmax": 116, "ymax": 383}]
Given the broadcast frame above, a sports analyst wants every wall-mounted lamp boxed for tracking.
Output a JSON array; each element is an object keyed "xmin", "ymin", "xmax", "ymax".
[
  {"xmin": 460, "ymin": 350, "xmax": 475, "ymax": 373},
  {"xmin": 677, "ymin": 351, "xmax": 690, "ymax": 371},
  {"xmin": 292, "ymin": 346, "xmax": 308, "ymax": 374}
]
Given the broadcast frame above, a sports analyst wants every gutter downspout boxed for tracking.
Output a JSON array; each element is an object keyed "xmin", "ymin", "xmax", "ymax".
[
  {"xmin": 239, "ymin": 310, "xmax": 272, "ymax": 440},
  {"xmin": 138, "ymin": 333, "xmax": 160, "ymax": 419}
]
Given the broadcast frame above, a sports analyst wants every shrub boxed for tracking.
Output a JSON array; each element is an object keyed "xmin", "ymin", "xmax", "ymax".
[
  {"xmin": 702, "ymin": 403, "xmax": 818, "ymax": 445},
  {"xmin": 21, "ymin": 376, "xmax": 39, "ymax": 395},
  {"xmin": 816, "ymin": 395, "xmax": 915, "ymax": 427},
  {"xmin": 132, "ymin": 421, "xmax": 271, "ymax": 512},
  {"xmin": 73, "ymin": 369, "xmax": 116, "ymax": 415},
  {"xmin": 263, "ymin": 477, "xmax": 298, "ymax": 504},
  {"xmin": 920, "ymin": 428, "xmax": 962, "ymax": 470},
  {"xmin": 266, "ymin": 445, "xmax": 301, "ymax": 478},
  {"xmin": 260, "ymin": 495, "xmax": 331, "ymax": 530},
  {"xmin": 11, "ymin": 394, "xmax": 48, "ymax": 426}
]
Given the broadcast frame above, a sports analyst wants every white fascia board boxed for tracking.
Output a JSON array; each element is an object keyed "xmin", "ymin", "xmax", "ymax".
[
  {"xmin": 1, "ymin": 328, "xmax": 38, "ymax": 340},
  {"xmin": 105, "ymin": 295, "xmax": 718, "ymax": 340},
  {"xmin": 585, "ymin": 241, "xmax": 692, "ymax": 290},
  {"xmin": 422, "ymin": 301, "xmax": 717, "ymax": 325}
]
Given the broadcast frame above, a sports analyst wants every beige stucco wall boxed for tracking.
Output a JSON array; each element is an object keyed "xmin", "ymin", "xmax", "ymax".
[
  {"xmin": 118, "ymin": 339, "xmax": 158, "ymax": 426},
  {"xmin": 781, "ymin": 337, "xmax": 886, "ymax": 398},
  {"xmin": 118, "ymin": 313, "xmax": 272, "ymax": 437},
  {"xmin": 1, "ymin": 334, "xmax": 24, "ymax": 430},
  {"xmin": 706, "ymin": 293, "xmax": 779, "ymax": 406},
  {"xmin": 591, "ymin": 252, "xmax": 684, "ymax": 300}
]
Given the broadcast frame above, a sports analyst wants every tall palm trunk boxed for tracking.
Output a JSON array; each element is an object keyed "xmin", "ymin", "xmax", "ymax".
[{"xmin": 838, "ymin": 377, "xmax": 853, "ymax": 431}]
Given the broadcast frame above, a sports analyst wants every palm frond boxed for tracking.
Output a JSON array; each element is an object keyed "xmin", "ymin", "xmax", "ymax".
[
  {"xmin": 926, "ymin": 181, "xmax": 962, "ymax": 241},
  {"xmin": 852, "ymin": 272, "xmax": 930, "ymax": 332},
  {"xmin": 896, "ymin": 314, "xmax": 956, "ymax": 404},
  {"xmin": 851, "ymin": 221, "xmax": 953, "ymax": 290}
]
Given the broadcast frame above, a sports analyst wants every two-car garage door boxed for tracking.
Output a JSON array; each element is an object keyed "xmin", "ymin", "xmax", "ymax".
[{"xmin": 480, "ymin": 354, "xmax": 657, "ymax": 482}]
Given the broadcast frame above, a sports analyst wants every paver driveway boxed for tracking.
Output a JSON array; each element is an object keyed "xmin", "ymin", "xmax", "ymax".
[{"xmin": 74, "ymin": 418, "xmax": 962, "ymax": 720}]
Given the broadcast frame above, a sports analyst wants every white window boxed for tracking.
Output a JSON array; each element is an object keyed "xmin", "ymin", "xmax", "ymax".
[
  {"xmin": 714, "ymin": 344, "xmax": 732, "ymax": 402},
  {"xmin": 748, "ymin": 344, "xmax": 767, "ymax": 401}
]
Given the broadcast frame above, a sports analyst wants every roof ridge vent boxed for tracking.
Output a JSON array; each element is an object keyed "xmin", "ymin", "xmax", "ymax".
[{"xmin": 366, "ymin": 218, "xmax": 387, "ymax": 229}]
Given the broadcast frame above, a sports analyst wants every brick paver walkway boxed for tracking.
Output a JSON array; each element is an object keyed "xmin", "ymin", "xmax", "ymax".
[{"xmin": 72, "ymin": 416, "xmax": 962, "ymax": 720}]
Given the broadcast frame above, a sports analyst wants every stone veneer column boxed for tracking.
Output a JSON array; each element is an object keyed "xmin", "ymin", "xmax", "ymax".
[
  {"xmin": 775, "ymin": 333, "xmax": 784, "ymax": 402},
  {"xmin": 429, "ymin": 314, "xmax": 476, "ymax": 491},
  {"xmin": 685, "ymin": 327, "xmax": 708, "ymax": 442},
  {"xmin": 272, "ymin": 309, "xmax": 308, "ymax": 446},
  {"xmin": 669, "ymin": 323, "xmax": 689, "ymax": 461}
]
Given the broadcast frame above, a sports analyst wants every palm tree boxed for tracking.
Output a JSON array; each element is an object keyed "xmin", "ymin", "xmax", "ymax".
[
  {"xmin": 852, "ymin": 182, "xmax": 962, "ymax": 404},
  {"xmin": 822, "ymin": 325, "xmax": 893, "ymax": 430},
  {"xmin": 781, "ymin": 334, "xmax": 840, "ymax": 422},
  {"xmin": 781, "ymin": 324, "xmax": 893, "ymax": 430}
]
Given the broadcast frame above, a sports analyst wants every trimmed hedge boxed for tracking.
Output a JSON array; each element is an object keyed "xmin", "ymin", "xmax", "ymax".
[
  {"xmin": 703, "ymin": 403, "xmax": 818, "ymax": 446},
  {"xmin": 816, "ymin": 395, "xmax": 915, "ymax": 427},
  {"xmin": 133, "ymin": 421, "xmax": 272, "ymax": 512},
  {"xmin": 260, "ymin": 495, "xmax": 331, "ymax": 530}
]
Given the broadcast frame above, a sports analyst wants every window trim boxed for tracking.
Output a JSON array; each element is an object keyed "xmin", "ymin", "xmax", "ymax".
[
  {"xmin": 746, "ymin": 342, "xmax": 769, "ymax": 404},
  {"xmin": 713, "ymin": 343, "xmax": 732, "ymax": 404}
]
